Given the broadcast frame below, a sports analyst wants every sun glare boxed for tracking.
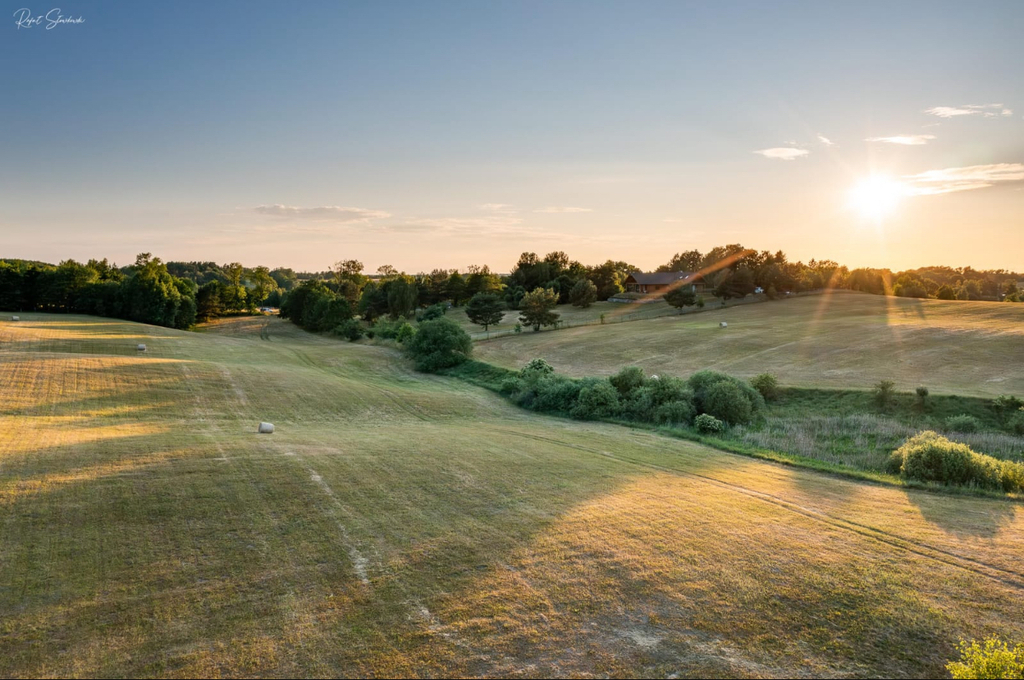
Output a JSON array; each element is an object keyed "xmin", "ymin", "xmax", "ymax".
[{"xmin": 848, "ymin": 175, "xmax": 906, "ymax": 220}]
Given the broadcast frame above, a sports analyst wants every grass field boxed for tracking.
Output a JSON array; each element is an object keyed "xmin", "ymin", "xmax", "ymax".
[
  {"xmin": 2, "ymin": 313, "xmax": 1023, "ymax": 677},
  {"xmin": 451, "ymin": 298, "xmax": 686, "ymax": 339},
  {"xmin": 474, "ymin": 292, "xmax": 1024, "ymax": 398}
]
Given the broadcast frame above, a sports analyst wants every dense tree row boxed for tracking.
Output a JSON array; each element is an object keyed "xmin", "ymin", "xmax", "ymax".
[
  {"xmin": 6, "ymin": 245, "xmax": 1020, "ymax": 333},
  {"xmin": 0, "ymin": 254, "xmax": 197, "ymax": 329}
]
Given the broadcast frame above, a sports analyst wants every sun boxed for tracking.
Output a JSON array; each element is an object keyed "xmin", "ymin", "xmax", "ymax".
[{"xmin": 847, "ymin": 175, "xmax": 906, "ymax": 220}]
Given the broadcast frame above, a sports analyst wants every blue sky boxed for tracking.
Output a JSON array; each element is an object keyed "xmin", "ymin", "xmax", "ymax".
[{"xmin": 2, "ymin": 0, "xmax": 1022, "ymax": 272}]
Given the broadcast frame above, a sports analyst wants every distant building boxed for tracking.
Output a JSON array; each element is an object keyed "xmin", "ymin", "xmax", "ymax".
[{"xmin": 623, "ymin": 271, "xmax": 706, "ymax": 296}]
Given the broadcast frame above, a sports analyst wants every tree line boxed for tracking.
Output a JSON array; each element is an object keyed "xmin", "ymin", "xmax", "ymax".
[
  {"xmin": 3, "ymin": 245, "xmax": 1020, "ymax": 332},
  {"xmin": 0, "ymin": 255, "xmax": 197, "ymax": 329}
]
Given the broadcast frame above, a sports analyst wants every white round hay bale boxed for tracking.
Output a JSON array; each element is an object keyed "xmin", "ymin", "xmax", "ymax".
[
  {"xmin": 257, "ymin": 422, "xmax": 275, "ymax": 434},
  {"xmin": 137, "ymin": 343, "xmax": 147, "ymax": 352},
  {"xmin": 11, "ymin": 316, "xmax": 20, "ymax": 321},
  {"xmin": 650, "ymin": 375, "xmax": 660, "ymax": 381},
  {"xmin": 720, "ymin": 321, "xmax": 728, "ymax": 328}
]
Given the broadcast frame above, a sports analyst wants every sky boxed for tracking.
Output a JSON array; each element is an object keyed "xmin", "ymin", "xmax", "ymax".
[{"xmin": 2, "ymin": 0, "xmax": 1022, "ymax": 273}]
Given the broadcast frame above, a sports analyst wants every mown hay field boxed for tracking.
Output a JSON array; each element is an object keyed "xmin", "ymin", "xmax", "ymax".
[
  {"xmin": 474, "ymin": 292, "xmax": 1024, "ymax": 397},
  {"xmin": 1, "ymin": 313, "xmax": 1022, "ymax": 677}
]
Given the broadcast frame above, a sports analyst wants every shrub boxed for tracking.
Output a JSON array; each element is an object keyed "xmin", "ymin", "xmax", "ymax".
[
  {"xmin": 946, "ymin": 414, "xmax": 981, "ymax": 433},
  {"xmin": 405, "ymin": 318, "xmax": 472, "ymax": 372},
  {"xmin": 750, "ymin": 373, "xmax": 780, "ymax": 401},
  {"xmin": 500, "ymin": 376, "xmax": 523, "ymax": 395},
  {"xmin": 703, "ymin": 381, "xmax": 754, "ymax": 425},
  {"xmin": 532, "ymin": 376, "xmax": 584, "ymax": 414},
  {"xmin": 394, "ymin": 322, "xmax": 416, "ymax": 343},
  {"xmin": 892, "ymin": 431, "xmax": 1024, "ymax": 492},
  {"xmin": 654, "ymin": 400, "xmax": 695, "ymax": 426},
  {"xmin": 570, "ymin": 381, "xmax": 620, "ymax": 420},
  {"xmin": 915, "ymin": 386, "xmax": 929, "ymax": 410},
  {"xmin": 993, "ymin": 395, "xmax": 1024, "ymax": 423},
  {"xmin": 874, "ymin": 380, "xmax": 897, "ymax": 409},
  {"xmin": 1013, "ymin": 409, "xmax": 1024, "ymax": 436},
  {"xmin": 897, "ymin": 431, "xmax": 975, "ymax": 485},
  {"xmin": 695, "ymin": 413, "xmax": 725, "ymax": 434},
  {"xmin": 333, "ymin": 318, "xmax": 364, "ymax": 341},
  {"xmin": 371, "ymin": 317, "xmax": 411, "ymax": 340},
  {"xmin": 416, "ymin": 303, "xmax": 446, "ymax": 322},
  {"xmin": 520, "ymin": 358, "xmax": 555, "ymax": 379},
  {"xmin": 884, "ymin": 450, "xmax": 904, "ymax": 475},
  {"xmin": 620, "ymin": 388, "xmax": 655, "ymax": 421},
  {"xmin": 610, "ymin": 366, "xmax": 646, "ymax": 396},
  {"xmin": 647, "ymin": 376, "xmax": 694, "ymax": 408},
  {"xmin": 946, "ymin": 637, "xmax": 1024, "ymax": 680},
  {"xmin": 688, "ymin": 370, "xmax": 763, "ymax": 424}
]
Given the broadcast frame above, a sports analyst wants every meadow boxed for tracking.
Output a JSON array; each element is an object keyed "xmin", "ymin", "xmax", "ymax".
[
  {"xmin": 1, "ymin": 313, "xmax": 1023, "ymax": 677},
  {"xmin": 473, "ymin": 292, "xmax": 1024, "ymax": 398}
]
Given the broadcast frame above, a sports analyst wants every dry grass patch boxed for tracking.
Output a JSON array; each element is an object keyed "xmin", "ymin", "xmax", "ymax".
[
  {"xmin": 474, "ymin": 293, "xmax": 1024, "ymax": 397},
  {"xmin": 1, "ymin": 313, "xmax": 1022, "ymax": 677}
]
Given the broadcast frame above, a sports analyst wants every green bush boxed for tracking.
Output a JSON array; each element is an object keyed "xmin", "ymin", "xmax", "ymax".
[
  {"xmin": 703, "ymin": 381, "xmax": 754, "ymax": 424},
  {"xmin": 884, "ymin": 450, "xmax": 904, "ymax": 475},
  {"xmin": 405, "ymin": 318, "xmax": 472, "ymax": 372},
  {"xmin": 695, "ymin": 413, "xmax": 725, "ymax": 434},
  {"xmin": 946, "ymin": 414, "xmax": 981, "ymax": 433},
  {"xmin": 647, "ymin": 376, "xmax": 694, "ymax": 407},
  {"xmin": 689, "ymin": 370, "xmax": 762, "ymax": 425},
  {"xmin": 610, "ymin": 366, "xmax": 646, "ymax": 396},
  {"xmin": 892, "ymin": 431, "xmax": 1024, "ymax": 492},
  {"xmin": 898, "ymin": 431, "xmax": 975, "ymax": 485},
  {"xmin": 947, "ymin": 637, "xmax": 1024, "ymax": 679},
  {"xmin": 654, "ymin": 400, "xmax": 695, "ymax": 425},
  {"xmin": 395, "ymin": 322, "xmax": 416, "ymax": 343},
  {"xmin": 332, "ymin": 318, "xmax": 364, "ymax": 341},
  {"xmin": 532, "ymin": 376, "xmax": 584, "ymax": 413},
  {"xmin": 416, "ymin": 303, "xmax": 447, "ymax": 322},
  {"xmin": 1013, "ymin": 410, "xmax": 1024, "ymax": 436},
  {"xmin": 750, "ymin": 373, "xmax": 780, "ymax": 401},
  {"xmin": 994, "ymin": 395, "xmax": 1024, "ymax": 423},
  {"xmin": 571, "ymin": 381, "xmax": 620, "ymax": 420},
  {"xmin": 371, "ymin": 317, "xmax": 413, "ymax": 340},
  {"xmin": 874, "ymin": 379, "xmax": 897, "ymax": 409},
  {"xmin": 520, "ymin": 358, "xmax": 555, "ymax": 379},
  {"xmin": 500, "ymin": 376, "xmax": 523, "ymax": 395}
]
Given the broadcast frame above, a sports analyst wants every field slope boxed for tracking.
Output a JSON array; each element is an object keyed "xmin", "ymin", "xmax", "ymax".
[
  {"xmin": 1, "ymin": 313, "xmax": 1022, "ymax": 677},
  {"xmin": 474, "ymin": 292, "xmax": 1024, "ymax": 397}
]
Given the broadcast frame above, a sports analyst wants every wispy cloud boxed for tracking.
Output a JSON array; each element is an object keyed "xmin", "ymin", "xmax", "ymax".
[
  {"xmin": 252, "ymin": 204, "xmax": 391, "ymax": 221},
  {"xmin": 924, "ymin": 103, "xmax": 1007, "ymax": 118},
  {"xmin": 865, "ymin": 134, "xmax": 936, "ymax": 145},
  {"xmin": 817, "ymin": 134, "xmax": 835, "ymax": 146},
  {"xmin": 903, "ymin": 163, "xmax": 1024, "ymax": 195},
  {"xmin": 478, "ymin": 203, "xmax": 516, "ymax": 213},
  {"xmin": 754, "ymin": 147, "xmax": 809, "ymax": 160},
  {"xmin": 534, "ymin": 206, "xmax": 593, "ymax": 213}
]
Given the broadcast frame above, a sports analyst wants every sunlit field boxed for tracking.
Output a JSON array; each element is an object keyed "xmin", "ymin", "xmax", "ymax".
[
  {"xmin": 1, "ymin": 314, "xmax": 1022, "ymax": 677},
  {"xmin": 474, "ymin": 292, "xmax": 1024, "ymax": 398}
]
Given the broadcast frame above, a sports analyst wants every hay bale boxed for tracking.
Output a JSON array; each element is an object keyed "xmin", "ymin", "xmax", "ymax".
[
  {"xmin": 719, "ymin": 321, "xmax": 728, "ymax": 328},
  {"xmin": 10, "ymin": 316, "xmax": 19, "ymax": 321},
  {"xmin": 137, "ymin": 344, "xmax": 147, "ymax": 352},
  {"xmin": 257, "ymin": 422, "xmax": 275, "ymax": 434}
]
